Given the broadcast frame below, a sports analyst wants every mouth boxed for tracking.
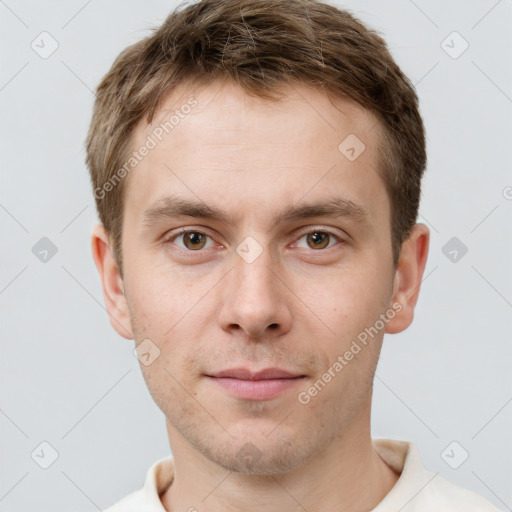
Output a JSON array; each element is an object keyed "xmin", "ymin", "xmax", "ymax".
[{"xmin": 205, "ymin": 367, "xmax": 307, "ymax": 401}]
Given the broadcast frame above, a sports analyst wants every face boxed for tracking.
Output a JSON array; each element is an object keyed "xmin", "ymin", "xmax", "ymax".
[{"xmin": 112, "ymin": 79, "xmax": 404, "ymax": 474}]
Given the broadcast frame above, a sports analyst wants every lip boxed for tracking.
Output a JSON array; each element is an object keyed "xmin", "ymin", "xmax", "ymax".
[
  {"xmin": 206, "ymin": 367, "xmax": 306, "ymax": 400},
  {"xmin": 210, "ymin": 367, "xmax": 303, "ymax": 380}
]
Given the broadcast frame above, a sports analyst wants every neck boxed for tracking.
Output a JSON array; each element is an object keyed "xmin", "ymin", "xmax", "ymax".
[{"xmin": 160, "ymin": 399, "xmax": 400, "ymax": 512}]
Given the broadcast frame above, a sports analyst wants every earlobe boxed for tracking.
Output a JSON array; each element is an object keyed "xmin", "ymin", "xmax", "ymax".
[
  {"xmin": 91, "ymin": 224, "xmax": 134, "ymax": 340},
  {"xmin": 385, "ymin": 223, "xmax": 430, "ymax": 334}
]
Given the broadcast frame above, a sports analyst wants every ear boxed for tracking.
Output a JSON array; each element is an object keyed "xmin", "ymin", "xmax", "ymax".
[
  {"xmin": 91, "ymin": 224, "xmax": 133, "ymax": 339},
  {"xmin": 385, "ymin": 223, "xmax": 430, "ymax": 334}
]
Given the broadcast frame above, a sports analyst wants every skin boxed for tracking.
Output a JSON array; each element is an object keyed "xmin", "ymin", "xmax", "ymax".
[{"xmin": 92, "ymin": 78, "xmax": 429, "ymax": 512}]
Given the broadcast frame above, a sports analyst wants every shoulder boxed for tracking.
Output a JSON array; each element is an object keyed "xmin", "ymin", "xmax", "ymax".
[
  {"xmin": 102, "ymin": 455, "xmax": 174, "ymax": 512},
  {"xmin": 372, "ymin": 439, "xmax": 502, "ymax": 512},
  {"xmin": 103, "ymin": 489, "xmax": 147, "ymax": 512},
  {"xmin": 417, "ymin": 472, "xmax": 502, "ymax": 511}
]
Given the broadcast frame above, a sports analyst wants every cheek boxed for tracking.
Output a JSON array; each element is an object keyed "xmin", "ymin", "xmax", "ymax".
[
  {"xmin": 293, "ymin": 267, "xmax": 391, "ymax": 386},
  {"xmin": 301, "ymin": 265, "xmax": 389, "ymax": 330},
  {"xmin": 124, "ymin": 261, "xmax": 200, "ymax": 336},
  {"xmin": 125, "ymin": 268, "xmax": 209, "ymax": 371}
]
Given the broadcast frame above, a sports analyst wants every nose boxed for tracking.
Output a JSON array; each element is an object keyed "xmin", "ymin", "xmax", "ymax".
[{"xmin": 217, "ymin": 242, "xmax": 292, "ymax": 340}]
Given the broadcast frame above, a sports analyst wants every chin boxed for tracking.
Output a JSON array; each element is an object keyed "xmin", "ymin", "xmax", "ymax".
[{"xmin": 198, "ymin": 430, "xmax": 314, "ymax": 475}]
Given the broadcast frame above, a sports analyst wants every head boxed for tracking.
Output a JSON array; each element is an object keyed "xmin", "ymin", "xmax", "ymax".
[{"xmin": 88, "ymin": 0, "xmax": 429, "ymax": 475}]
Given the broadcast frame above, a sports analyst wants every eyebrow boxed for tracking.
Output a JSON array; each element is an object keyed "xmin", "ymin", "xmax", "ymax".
[{"xmin": 143, "ymin": 194, "xmax": 369, "ymax": 228}]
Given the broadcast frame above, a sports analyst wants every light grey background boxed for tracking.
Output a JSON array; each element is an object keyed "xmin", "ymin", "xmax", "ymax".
[{"xmin": 1, "ymin": 0, "xmax": 511, "ymax": 510}]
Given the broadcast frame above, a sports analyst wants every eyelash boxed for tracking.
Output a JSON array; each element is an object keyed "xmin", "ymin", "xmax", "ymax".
[{"xmin": 163, "ymin": 227, "xmax": 344, "ymax": 254}]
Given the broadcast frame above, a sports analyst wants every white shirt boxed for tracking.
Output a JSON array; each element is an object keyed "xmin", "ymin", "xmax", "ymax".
[{"xmin": 104, "ymin": 438, "xmax": 501, "ymax": 511}]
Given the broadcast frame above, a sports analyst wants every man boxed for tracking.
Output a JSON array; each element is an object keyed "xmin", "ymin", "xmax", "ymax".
[{"xmin": 86, "ymin": 0, "xmax": 500, "ymax": 510}]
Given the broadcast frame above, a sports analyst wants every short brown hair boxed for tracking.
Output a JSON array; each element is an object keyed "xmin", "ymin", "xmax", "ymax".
[{"xmin": 86, "ymin": 0, "xmax": 426, "ymax": 272}]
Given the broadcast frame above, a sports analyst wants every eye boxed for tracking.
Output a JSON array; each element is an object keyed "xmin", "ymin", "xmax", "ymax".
[
  {"xmin": 295, "ymin": 230, "xmax": 342, "ymax": 250},
  {"xmin": 166, "ymin": 229, "xmax": 216, "ymax": 251}
]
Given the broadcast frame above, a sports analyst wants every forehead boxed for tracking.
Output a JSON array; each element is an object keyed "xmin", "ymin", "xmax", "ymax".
[
  {"xmin": 138, "ymin": 79, "xmax": 380, "ymax": 152},
  {"xmin": 125, "ymin": 79, "xmax": 389, "ymax": 226}
]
